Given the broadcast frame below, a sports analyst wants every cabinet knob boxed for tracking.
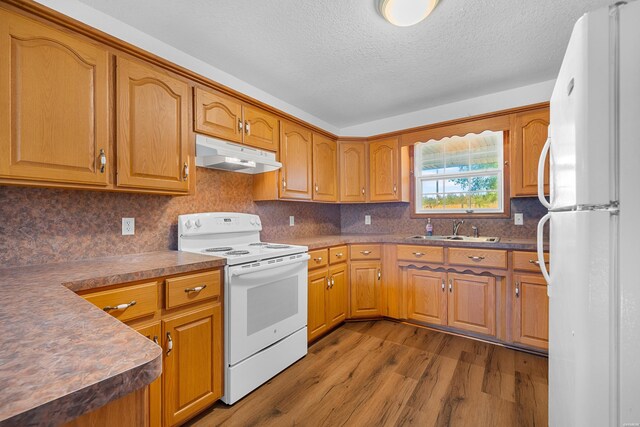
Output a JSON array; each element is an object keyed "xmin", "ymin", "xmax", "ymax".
[
  {"xmin": 335, "ymin": 252, "xmax": 343, "ymax": 258},
  {"xmin": 393, "ymin": 184, "xmax": 397, "ymax": 193},
  {"xmin": 315, "ymin": 183, "xmax": 319, "ymax": 193},
  {"xmin": 361, "ymin": 187, "xmax": 365, "ymax": 195},
  {"xmin": 282, "ymin": 178, "xmax": 287, "ymax": 189}
]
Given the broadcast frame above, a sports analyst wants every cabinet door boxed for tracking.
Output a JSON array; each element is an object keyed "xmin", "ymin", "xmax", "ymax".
[
  {"xmin": 407, "ymin": 269, "xmax": 448, "ymax": 326},
  {"xmin": 0, "ymin": 10, "xmax": 110, "ymax": 186},
  {"xmin": 328, "ymin": 263, "xmax": 348, "ymax": 328},
  {"xmin": 447, "ymin": 273, "xmax": 496, "ymax": 336},
  {"xmin": 350, "ymin": 261, "xmax": 382, "ymax": 318},
  {"xmin": 117, "ymin": 57, "xmax": 191, "ymax": 193},
  {"xmin": 308, "ymin": 268, "xmax": 329, "ymax": 342},
  {"xmin": 369, "ymin": 137, "xmax": 399, "ymax": 202},
  {"xmin": 339, "ymin": 141, "xmax": 367, "ymax": 202},
  {"xmin": 243, "ymin": 105, "xmax": 279, "ymax": 152},
  {"xmin": 312, "ymin": 134, "xmax": 338, "ymax": 202},
  {"xmin": 512, "ymin": 108, "xmax": 550, "ymax": 197},
  {"xmin": 513, "ymin": 273, "xmax": 549, "ymax": 350},
  {"xmin": 163, "ymin": 305, "xmax": 222, "ymax": 427},
  {"xmin": 133, "ymin": 322, "xmax": 162, "ymax": 427},
  {"xmin": 193, "ymin": 87, "xmax": 243, "ymax": 143},
  {"xmin": 279, "ymin": 121, "xmax": 312, "ymax": 200}
]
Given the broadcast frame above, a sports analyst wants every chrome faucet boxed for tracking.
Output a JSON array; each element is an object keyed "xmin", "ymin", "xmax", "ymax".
[
  {"xmin": 472, "ymin": 225, "xmax": 479, "ymax": 238},
  {"xmin": 452, "ymin": 219, "xmax": 464, "ymax": 236}
]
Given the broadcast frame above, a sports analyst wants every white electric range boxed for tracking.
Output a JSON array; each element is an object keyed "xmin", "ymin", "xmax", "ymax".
[{"xmin": 178, "ymin": 212, "xmax": 309, "ymax": 404}]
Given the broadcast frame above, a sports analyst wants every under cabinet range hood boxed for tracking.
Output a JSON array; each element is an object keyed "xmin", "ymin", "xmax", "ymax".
[{"xmin": 195, "ymin": 134, "xmax": 281, "ymax": 174}]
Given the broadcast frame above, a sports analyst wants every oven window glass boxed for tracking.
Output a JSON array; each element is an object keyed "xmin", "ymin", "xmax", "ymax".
[{"xmin": 246, "ymin": 276, "xmax": 298, "ymax": 336}]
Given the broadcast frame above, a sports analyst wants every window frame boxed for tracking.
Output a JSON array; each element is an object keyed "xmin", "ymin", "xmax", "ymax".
[{"xmin": 409, "ymin": 130, "xmax": 511, "ymax": 219}]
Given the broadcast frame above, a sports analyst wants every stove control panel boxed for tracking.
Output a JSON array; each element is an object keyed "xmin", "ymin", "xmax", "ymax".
[{"xmin": 178, "ymin": 212, "xmax": 262, "ymax": 238}]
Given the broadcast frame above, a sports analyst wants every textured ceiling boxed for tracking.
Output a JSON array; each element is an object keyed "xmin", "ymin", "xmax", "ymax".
[{"xmin": 76, "ymin": 0, "xmax": 611, "ymax": 128}]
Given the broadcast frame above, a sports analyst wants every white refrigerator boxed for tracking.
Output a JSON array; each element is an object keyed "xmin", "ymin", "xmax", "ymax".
[{"xmin": 538, "ymin": 2, "xmax": 640, "ymax": 426}]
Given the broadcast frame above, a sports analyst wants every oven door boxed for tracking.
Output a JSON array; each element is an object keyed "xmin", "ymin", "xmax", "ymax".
[{"xmin": 227, "ymin": 253, "xmax": 309, "ymax": 365}]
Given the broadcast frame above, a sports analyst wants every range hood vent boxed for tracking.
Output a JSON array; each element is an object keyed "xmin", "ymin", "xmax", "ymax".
[{"xmin": 195, "ymin": 134, "xmax": 281, "ymax": 174}]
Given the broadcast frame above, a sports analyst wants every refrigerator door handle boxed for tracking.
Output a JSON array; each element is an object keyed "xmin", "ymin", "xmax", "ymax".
[
  {"xmin": 537, "ymin": 137, "xmax": 552, "ymax": 209},
  {"xmin": 537, "ymin": 213, "xmax": 552, "ymax": 286}
]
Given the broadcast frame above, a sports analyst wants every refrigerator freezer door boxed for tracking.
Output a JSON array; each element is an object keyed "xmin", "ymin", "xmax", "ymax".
[
  {"xmin": 548, "ymin": 210, "xmax": 614, "ymax": 427},
  {"xmin": 549, "ymin": 7, "xmax": 612, "ymax": 210}
]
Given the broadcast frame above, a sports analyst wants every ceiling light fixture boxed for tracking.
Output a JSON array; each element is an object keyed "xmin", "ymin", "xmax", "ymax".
[{"xmin": 379, "ymin": 0, "xmax": 439, "ymax": 27}]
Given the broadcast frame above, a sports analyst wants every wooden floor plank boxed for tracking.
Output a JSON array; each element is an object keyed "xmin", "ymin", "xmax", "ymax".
[{"xmin": 187, "ymin": 320, "xmax": 548, "ymax": 427}]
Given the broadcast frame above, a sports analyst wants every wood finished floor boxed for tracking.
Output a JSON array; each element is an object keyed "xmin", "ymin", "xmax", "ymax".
[{"xmin": 187, "ymin": 320, "xmax": 548, "ymax": 427}]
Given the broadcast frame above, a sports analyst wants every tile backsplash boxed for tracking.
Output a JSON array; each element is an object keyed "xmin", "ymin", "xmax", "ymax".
[{"xmin": 0, "ymin": 169, "xmax": 545, "ymax": 268}]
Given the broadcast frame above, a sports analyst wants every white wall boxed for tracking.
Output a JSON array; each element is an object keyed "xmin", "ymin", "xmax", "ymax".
[
  {"xmin": 339, "ymin": 80, "xmax": 556, "ymax": 136},
  {"xmin": 36, "ymin": 0, "xmax": 555, "ymax": 138}
]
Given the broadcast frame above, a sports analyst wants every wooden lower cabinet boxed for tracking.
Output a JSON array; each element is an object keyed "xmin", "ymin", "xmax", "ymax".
[
  {"xmin": 447, "ymin": 273, "xmax": 496, "ymax": 336},
  {"xmin": 307, "ymin": 262, "xmax": 348, "ymax": 342},
  {"xmin": 133, "ymin": 322, "xmax": 163, "ymax": 427},
  {"xmin": 349, "ymin": 261, "xmax": 382, "ymax": 318},
  {"xmin": 512, "ymin": 273, "xmax": 549, "ymax": 350},
  {"xmin": 407, "ymin": 269, "xmax": 447, "ymax": 326},
  {"xmin": 327, "ymin": 264, "xmax": 348, "ymax": 327},
  {"xmin": 163, "ymin": 304, "xmax": 223, "ymax": 427}
]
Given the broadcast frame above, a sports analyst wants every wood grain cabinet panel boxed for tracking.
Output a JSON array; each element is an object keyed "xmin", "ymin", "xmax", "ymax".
[
  {"xmin": 165, "ymin": 270, "xmax": 221, "ymax": 309},
  {"xmin": 194, "ymin": 87, "xmax": 243, "ymax": 143},
  {"xmin": 407, "ymin": 269, "xmax": 448, "ymax": 325},
  {"xmin": 82, "ymin": 282, "xmax": 158, "ymax": 323},
  {"xmin": 513, "ymin": 251, "xmax": 550, "ymax": 273},
  {"xmin": 307, "ymin": 268, "xmax": 329, "ymax": 341},
  {"xmin": 308, "ymin": 248, "xmax": 329, "ymax": 270},
  {"xmin": 397, "ymin": 245, "xmax": 444, "ymax": 264},
  {"xmin": 512, "ymin": 273, "xmax": 549, "ymax": 350},
  {"xmin": 329, "ymin": 245, "xmax": 348, "ymax": 264},
  {"xmin": 512, "ymin": 108, "xmax": 550, "ymax": 197},
  {"xmin": 0, "ymin": 10, "xmax": 110, "ymax": 186},
  {"xmin": 338, "ymin": 141, "xmax": 367, "ymax": 202},
  {"xmin": 349, "ymin": 244, "xmax": 382, "ymax": 260},
  {"xmin": 448, "ymin": 247, "xmax": 507, "ymax": 269},
  {"xmin": 369, "ymin": 137, "xmax": 399, "ymax": 202},
  {"xmin": 163, "ymin": 304, "xmax": 222, "ymax": 427},
  {"xmin": 312, "ymin": 134, "xmax": 338, "ymax": 202},
  {"xmin": 133, "ymin": 322, "xmax": 162, "ymax": 427},
  {"xmin": 279, "ymin": 121, "xmax": 313, "ymax": 200},
  {"xmin": 447, "ymin": 273, "xmax": 496, "ymax": 336},
  {"xmin": 116, "ymin": 56, "xmax": 191, "ymax": 193},
  {"xmin": 350, "ymin": 261, "xmax": 382, "ymax": 318},
  {"xmin": 327, "ymin": 263, "xmax": 348, "ymax": 328},
  {"xmin": 243, "ymin": 105, "xmax": 279, "ymax": 152}
]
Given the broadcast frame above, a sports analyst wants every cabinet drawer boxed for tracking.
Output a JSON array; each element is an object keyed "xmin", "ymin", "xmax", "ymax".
[
  {"xmin": 448, "ymin": 248, "xmax": 507, "ymax": 269},
  {"xmin": 350, "ymin": 244, "xmax": 382, "ymax": 260},
  {"xmin": 329, "ymin": 245, "xmax": 348, "ymax": 264},
  {"xmin": 308, "ymin": 249, "xmax": 329, "ymax": 269},
  {"xmin": 397, "ymin": 245, "xmax": 444, "ymax": 264},
  {"xmin": 165, "ymin": 270, "xmax": 221, "ymax": 309},
  {"xmin": 513, "ymin": 251, "xmax": 549, "ymax": 272},
  {"xmin": 83, "ymin": 282, "xmax": 157, "ymax": 322}
]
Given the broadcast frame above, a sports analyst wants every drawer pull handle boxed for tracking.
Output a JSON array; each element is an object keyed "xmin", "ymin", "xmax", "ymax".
[
  {"xmin": 412, "ymin": 252, "xmax": 425, "ymax": 257},
  {"xmin": 182, "ymin": 162, "xmax": 189, "ymax": 181},
  {"xmin": 377, "ymin": 269, "xmax": 381, "ymax": 280},
  {"xmin": 314, "ymin": 257, "xmax": 323, "ymax": 263},
  {"xmin": 441, "ymin": 280, "xmax": 445, "ymax": 292},
  {"xmin": 245, "ymin": 120, "xmax": 251, "ymax": 135},
  {"xmin": 184, "ymin": 284, "xmax": 207, "ymax": 293},
  {"xmin": 360, "ymin": 250, "xmax": 372, "ymax": 255},
  {"xmin": 99, "ymin": 148, "xmax": 106, "ymax": 173},
  {"xmin": 153, "ymin": 336, "xmax": 159, "ymax": 345},
  {"xmin": 166, "ymin": 332, "xmax": 173, "ymax": 356},
  {"xmin": 449, "ymin": 279, "xmax": 453, "ymax": 292},
  {"xmin": 335, "ymin": 253, "xmax": 343, "ymax": 258},
  {"xmin": 103, "ymin": 300, "xmax": 136, "ymax": 312},
  {"xmin": 361, "ymin": 187, "xmax": 365, "ymax": 195},
  {"xmin": 331, "ymin": 277, "xmax": 335, "ymax": 287},
  {"xmin": 468, "ymin": 256, "xmax": 485, "ymax": 261},
  {"xmin": 327, "ymin": 277, "xmax": 331, "ymax": 289},
  {"xmin": 515, "ymin": 281, "xmax": 520, "ymax": 298},
  {"xmin": 529, "ymin": 259, "xmax": 541, "ymax": 265},
  {"xmin": 238, "ymin": 118, "xmax": 243, "ymax": 132}
]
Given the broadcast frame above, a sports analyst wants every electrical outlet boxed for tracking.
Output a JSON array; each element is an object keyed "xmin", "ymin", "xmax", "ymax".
[
  {"xmin": 289, "ymin": 216, "xmax": 295, "ymax": 226},
  {"xmin": 514, "ymin": 213, "xmax": 524, "ymax": 226},
  {"xmin": 365, "ymin": 215, "xmax": 371, "ymax": 225},
  {"xmin": 122, "ymin": 218, "xmax": 135, "ymax": 235}
]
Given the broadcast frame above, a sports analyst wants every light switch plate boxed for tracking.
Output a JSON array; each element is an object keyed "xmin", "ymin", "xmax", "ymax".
[
  {"xmin": 122, "ymin": 218, "xmax": 135, "ymax": 235},
  {"xmin": 514, "ymin": 213, "xmax": 524, "ymax": 226},
  {"xmin": 365, "ymin": 215, "xmax": 371, "ymax": 225},
  {"xmin": 289, "ymin": 216, "xmax": 295, "ymax": 226}
]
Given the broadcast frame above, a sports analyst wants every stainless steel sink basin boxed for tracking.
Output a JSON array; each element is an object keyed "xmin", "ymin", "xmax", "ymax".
[{"xmin": 408, "ymin": 235, "xmax": 500, "ymax": 243}]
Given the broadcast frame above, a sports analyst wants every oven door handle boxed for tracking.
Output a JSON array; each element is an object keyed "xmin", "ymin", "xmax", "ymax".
[{"xmin": 229, "ymin": 254, "xmax": 310, "ymax": 277}]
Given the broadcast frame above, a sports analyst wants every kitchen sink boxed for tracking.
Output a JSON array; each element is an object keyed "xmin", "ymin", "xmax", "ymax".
[{"xmin": 408, "ymin": 235, "xmax": 500, "ymax": 243}]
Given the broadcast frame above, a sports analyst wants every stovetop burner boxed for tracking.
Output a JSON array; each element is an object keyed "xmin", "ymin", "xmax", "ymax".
[
  {"xmin": 266, "ymin": 244, "xmax": 291, "ymax": 249},
  {"xmin": 225, "ymin": 250, "xmax": 251, "ymax": 256},
  {"xmin": 204, "ymin": 247, "xmax": 233, "ymax": 252}
]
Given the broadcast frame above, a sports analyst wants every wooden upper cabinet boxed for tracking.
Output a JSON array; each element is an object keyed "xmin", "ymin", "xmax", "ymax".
[
  {"xmin": 512, "ymin": 108, "xmax": 550, "ymax": 197},
  {"xmin": 0, "ymin": 10, "xmax": 110, "ymax": 186},
  {"xmin": 447, "ymin": 273, "xmax": 496, "ymax": 336},
  {"xmin": 116, "ymin": 56, "xmax": 191, "ymax": 193},
  {"xmin": 243, "ymin": 105, "xmax": 279, "ymax": 152},
  {"xmin": 279, "ymin": 121, "xmax": 313, "ymax": 200},
  {"xmin": 512, "ymin": 273, "xmax": 549, "ymax": 350},
  {"xmin": 312, "ymin": 134, "xmax": 338, "ymax": 202},
  {"xmin": 194, "ymin": 87, "xmax": 243, "ymax": 143},
  {"xmin": 369, "ymin": 137, "xmax": 399, "ymax": 202},
  {"xmin": 339, "ymin": 141, "xmax": 367, "ymax": 202},
  {"xmin": 407, "ymin": 269, "xmax": 448, "ymax": 326}
]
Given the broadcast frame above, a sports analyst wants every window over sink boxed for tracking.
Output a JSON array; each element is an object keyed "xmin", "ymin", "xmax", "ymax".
[{"xmin": 414, "ymin": 130, "xmax": 505, "ymax": 215}]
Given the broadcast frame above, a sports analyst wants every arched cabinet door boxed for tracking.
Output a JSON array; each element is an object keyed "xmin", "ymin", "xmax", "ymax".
[
  {"xmin": 194, "ymin": 87, "xmax": 243, "ymax": 143},
  {"xmin": 0, "ymin": 9, "xmax": 110, "ymax": 186},
  {"xmin": 116, "ymin": 56, "xmax": 191, "ymax": 193},
  {"xmin": 512, "ymin": 108, "xmax": 550, "ymax": 197},
  {"xmin": 369, "ymin": 137, "xmax": 400, "ymax": 202},
  {"xmin": 312, "ymin": 134, "xmax": 338, "ymax": 202},
  {"xmin": 279, "ymin": 121, "xmax": 313, "ymax": 200},
  {"xmin": 339, "ymin": 141, "xmax": 367, "ymax": 202}
]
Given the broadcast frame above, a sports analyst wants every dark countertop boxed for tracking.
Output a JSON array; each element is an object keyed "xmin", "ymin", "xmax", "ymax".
[
  {"xmin": 0, "ymin": 251, "xmax": 225, "ymax": 427},
  {"xmin": 276, "ymin": 234, "xmax": 546, "ymax": 251}
]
